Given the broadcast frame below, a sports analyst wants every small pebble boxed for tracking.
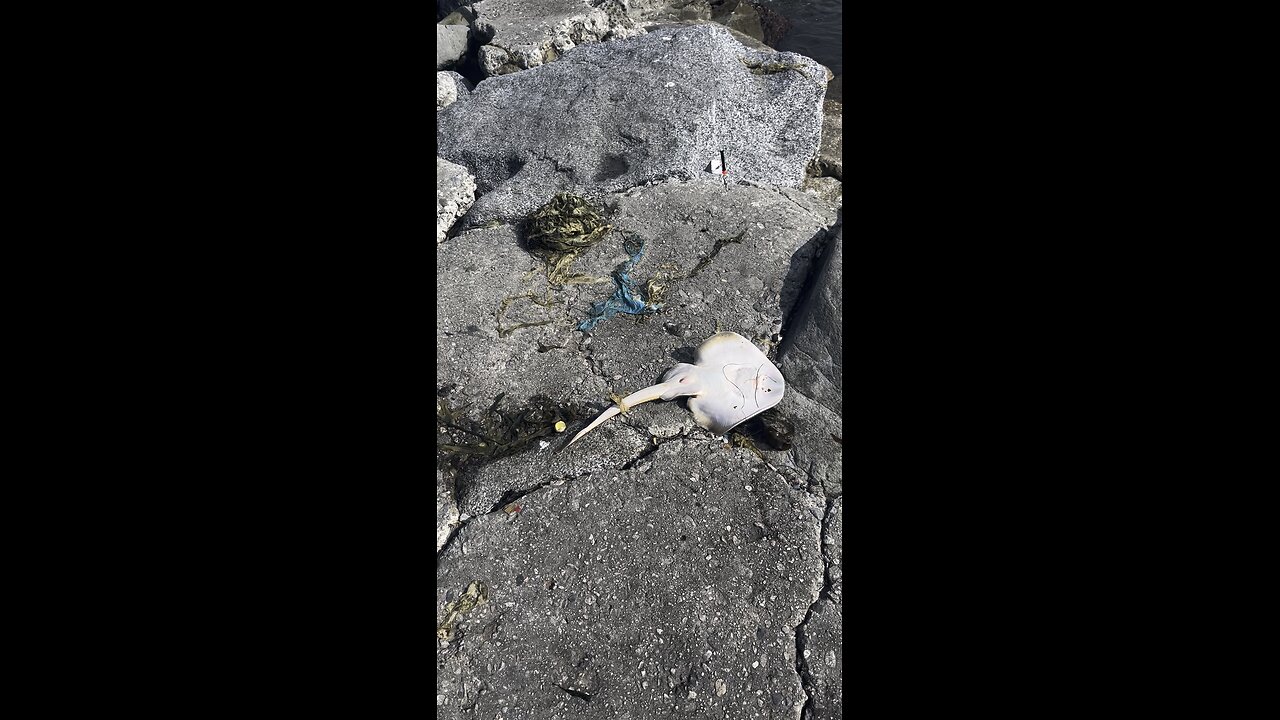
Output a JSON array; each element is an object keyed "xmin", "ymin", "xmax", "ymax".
[{"xmin": 664, "ymin": 81, "xmax": 675, "ymax": 87}]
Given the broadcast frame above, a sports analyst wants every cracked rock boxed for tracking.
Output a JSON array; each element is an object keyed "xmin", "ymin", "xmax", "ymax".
[
  {"xmin": 437, "ymin": 24, "xmax": 828, "ymax": 228},
  {"xmin": 797, "ymin": 497, "xmax": 841, "ymax": 719},
  {"xmin": 778, "ymin": 228, "xmax": 841, "ymax": 415},
  {"xmin": 567, "ymin": 180, "xmax": 836, "ymax": 398},
  {"xmin": 436, "ymin": 440, "xmax": 824, "ymax": 719}
]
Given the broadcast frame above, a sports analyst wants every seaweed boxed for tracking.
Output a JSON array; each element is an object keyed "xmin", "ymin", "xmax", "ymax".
[
  {"xmin": 524, "ymin": 193, "xmax": 611, "ymax": 286},
  {"xmin": 437, "ymin": 393, "xmax": 586, "ymax": 474},
  {"xmin": 739, "ymin": 55, "xmax": 812, "ymax": 79}
]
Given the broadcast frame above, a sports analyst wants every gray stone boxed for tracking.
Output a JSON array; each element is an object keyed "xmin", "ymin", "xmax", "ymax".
[
  {"xmin": 434, "ymin": 180, "xmax": 834, "ymax": 404},
  {"xmin": 438, "ymin": 469, "xmax": 461, "ymax": 552},
  {"xmin": 436, "ymin": 180, "xmax": 837, "ymax": 510},
  {"xmin": 824, "ymin": 497, "xmax": 842, "ymax": 602},
  {"xmin": 626, "ymin": 0, "xmax": 715, "ymax": 23},
  {"xmin": 803, "ymin": 176, "xmax": 842, "ymax": 207},
  {"xmin": 437, "ymin": 23, "xmax": 471, "ymax": 70},
  {"xmin": 777, "ymin": 229, "xmax": 841, "ymax": 414},
  {"xmin": 574, "ymin": 182, "xmax": 835, "ymax": 399},
  {"xmin": 436, "ymin": 222, "xmax": 611, "ymax": 406},
  {"xmin": 437, "ymin": 0, "xmax": 471, "ymax": 19},
  {"xmin": 773, "ymin": 226, "xmax": 841, "ymax": 498},
  {"xmin": 472, "ymin": 0, "xmax": 644, "ymax": 78},
  {"xmin": 815, "ymin": 99, "xmax": 842, "ymax": 180},
  {"xmin": 751, "ymin": 1, "xmax": 792, "ymax": 47},
  {"xmin": 437, "ymin": 24, "xmax": 828, "ymax": 228},
  {"xmin": 437, "ymin": 158, "xmax": 477, "ymax": 243},
  {"xmin": 797, "ymin": 497, "xmax": 841, "ymax": 719},
  {"xmin": 437, "ymin": 71, "xmax": 471, "ymax": 111},
  {"xmin": 436, "ymin": 440, "xmax": 825, "ymax": 719},
  {"xmin": 439, "ymin": 8, "xmax": 474, "ymax": 25},
  {"xmin": 711, "ymin": 0, "xmax": 764, "ymax": 43},
  {"xmin": 775, "ymin": 388, "xmax": 842, "ymax": 498},
  {"xmin": 640, "ymin": 17, "xmax": 776, "ymax": 53}
]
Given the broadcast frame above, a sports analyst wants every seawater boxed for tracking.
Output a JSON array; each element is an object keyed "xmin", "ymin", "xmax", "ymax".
[{"xmin": 756, "ymin": 0, "xmax": 843, "ymax": 99}]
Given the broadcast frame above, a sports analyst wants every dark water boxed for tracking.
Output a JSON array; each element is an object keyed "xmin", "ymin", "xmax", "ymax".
[{"xmin": 754, "ymin": 0, "xmax": 842, "ymax": 98}]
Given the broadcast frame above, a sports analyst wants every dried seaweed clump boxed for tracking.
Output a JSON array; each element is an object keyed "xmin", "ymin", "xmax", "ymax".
[
  {"xmin": 437, "ymin": 393, "xmax": 584, "ymax": 472},
  {"xmin": 437, "ymin": 581, "xmax": 487, "ymax": 643},
  {"xmin": 524, "ymin": 193, "xmax": 611, "ymax": 285}
]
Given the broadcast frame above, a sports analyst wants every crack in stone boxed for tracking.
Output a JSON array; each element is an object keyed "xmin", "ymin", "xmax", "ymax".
[
  {"xmin": 778, "ymin": 223, "xmax": 838, "ymax": 348},
  {"xmin": 794, "ymin": 496, "xmax": 836, "ymax": 720},
  {"xmin": 438, "ymin": 470, "xmax": 592, "ymax": 570},
  {"xmin": 617, "ymin": 430, "xmax": 686, "ymax": 470}
]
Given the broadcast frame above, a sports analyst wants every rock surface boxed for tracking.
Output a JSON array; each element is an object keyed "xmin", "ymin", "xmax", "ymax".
[
  {"xmin": 437, "ymin": 24, "xmax": 828, "ymax": 228},
  {"xmin": 711, "ymin": 0, "xmax": 765, "ymax": 43},
  {"xmin": 436, "ymin": 7, "xmax": 842, "ymax": 717},
  {"xmin": 437, "ymin": 71, "xmax": 471, "ymax": 110},
  {"xmin": 803, "ymin": 176, "xmax": 842, "ymax": 207},
  {"xmin": 815, "ymin": 99, "xmax": 842, "ymax": 180},
  {"xmin": 437, "ymin": 23, "xmax": 471, "ymax": 70},
  {"xmin": 438, "ymin": 469, "xmax": 461, "ymax": 552},
  {"xmin": 776, "ymin": 227, "xmax": 842, "ymax": 497},
  {"xmin": 436, "ymin": 440, "xmax": 825, "ymax": 719},
  {"xmin": 778, "ymin": 228, "xmax": 841, "ymax": 414},
  {"xmin": 437, "ymin": 178, "xmax": 838, "ymax": 510},
  {"xmin": 472, "ymin": 0, "xmax": 644, "ymax": 77},
  {"xmin": 797, "ymin": 497, "xmax": 842, "ymax": 719},
  {"xmin": 437, "ymin": 158, "xmax": 478, "ymax": 243}
]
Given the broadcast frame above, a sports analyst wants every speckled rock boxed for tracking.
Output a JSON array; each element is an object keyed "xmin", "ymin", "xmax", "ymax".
[
  {"xmin": 437, "ymin": 157, "xmax": 477, "ymax": 243},
  {"xmin": 435, "ymin": 440, "xmax": 825, "ymax": 719},
  {"xmin": 815, "ymin": 99, "xmax": 842, "ymax": 180},
  {"xmin": 437, "ymin": 24, "xmax": 828, "ymax": 228}
]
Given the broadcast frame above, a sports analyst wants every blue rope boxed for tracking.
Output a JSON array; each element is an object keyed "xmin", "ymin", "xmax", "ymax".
[{"xmin": 577, "ymin": 236, "xmax": 662, "ymax": 332}]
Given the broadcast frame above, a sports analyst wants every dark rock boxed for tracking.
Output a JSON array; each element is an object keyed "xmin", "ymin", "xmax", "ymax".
[
  {"xmin": 711, "ymin": 0, "xmax": 764, "ymax": 43},
  {"xmin": 778, "ymin": 228, "xmax": 841, "ymax": 414},
  {"xmin": 750, "ymin": 1, "xmax": 791, "ymax": 47},
  {"xmin": 436, "ymin": 440, "xmax": 824, "ymax": 719}
]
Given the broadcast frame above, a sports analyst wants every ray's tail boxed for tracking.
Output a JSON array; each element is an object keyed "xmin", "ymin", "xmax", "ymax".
[{"xmin": 563, "ymin": 382, "xmax": 680, "ymax": 450}]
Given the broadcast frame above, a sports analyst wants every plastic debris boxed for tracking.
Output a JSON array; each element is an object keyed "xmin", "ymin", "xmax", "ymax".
[{"xmin": 577, "ymin": 234, "xmax": 662, "ymax": 331}]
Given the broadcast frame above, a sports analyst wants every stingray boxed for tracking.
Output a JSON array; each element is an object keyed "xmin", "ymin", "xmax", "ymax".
[{"xmin": 565, "ymin": 331, "xmax": 785, "ymax": 449}]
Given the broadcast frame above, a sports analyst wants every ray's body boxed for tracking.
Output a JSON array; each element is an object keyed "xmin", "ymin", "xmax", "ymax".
[{"xmin": 565, "ymin": 332, "xmax": 785, "ymax": 449}]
